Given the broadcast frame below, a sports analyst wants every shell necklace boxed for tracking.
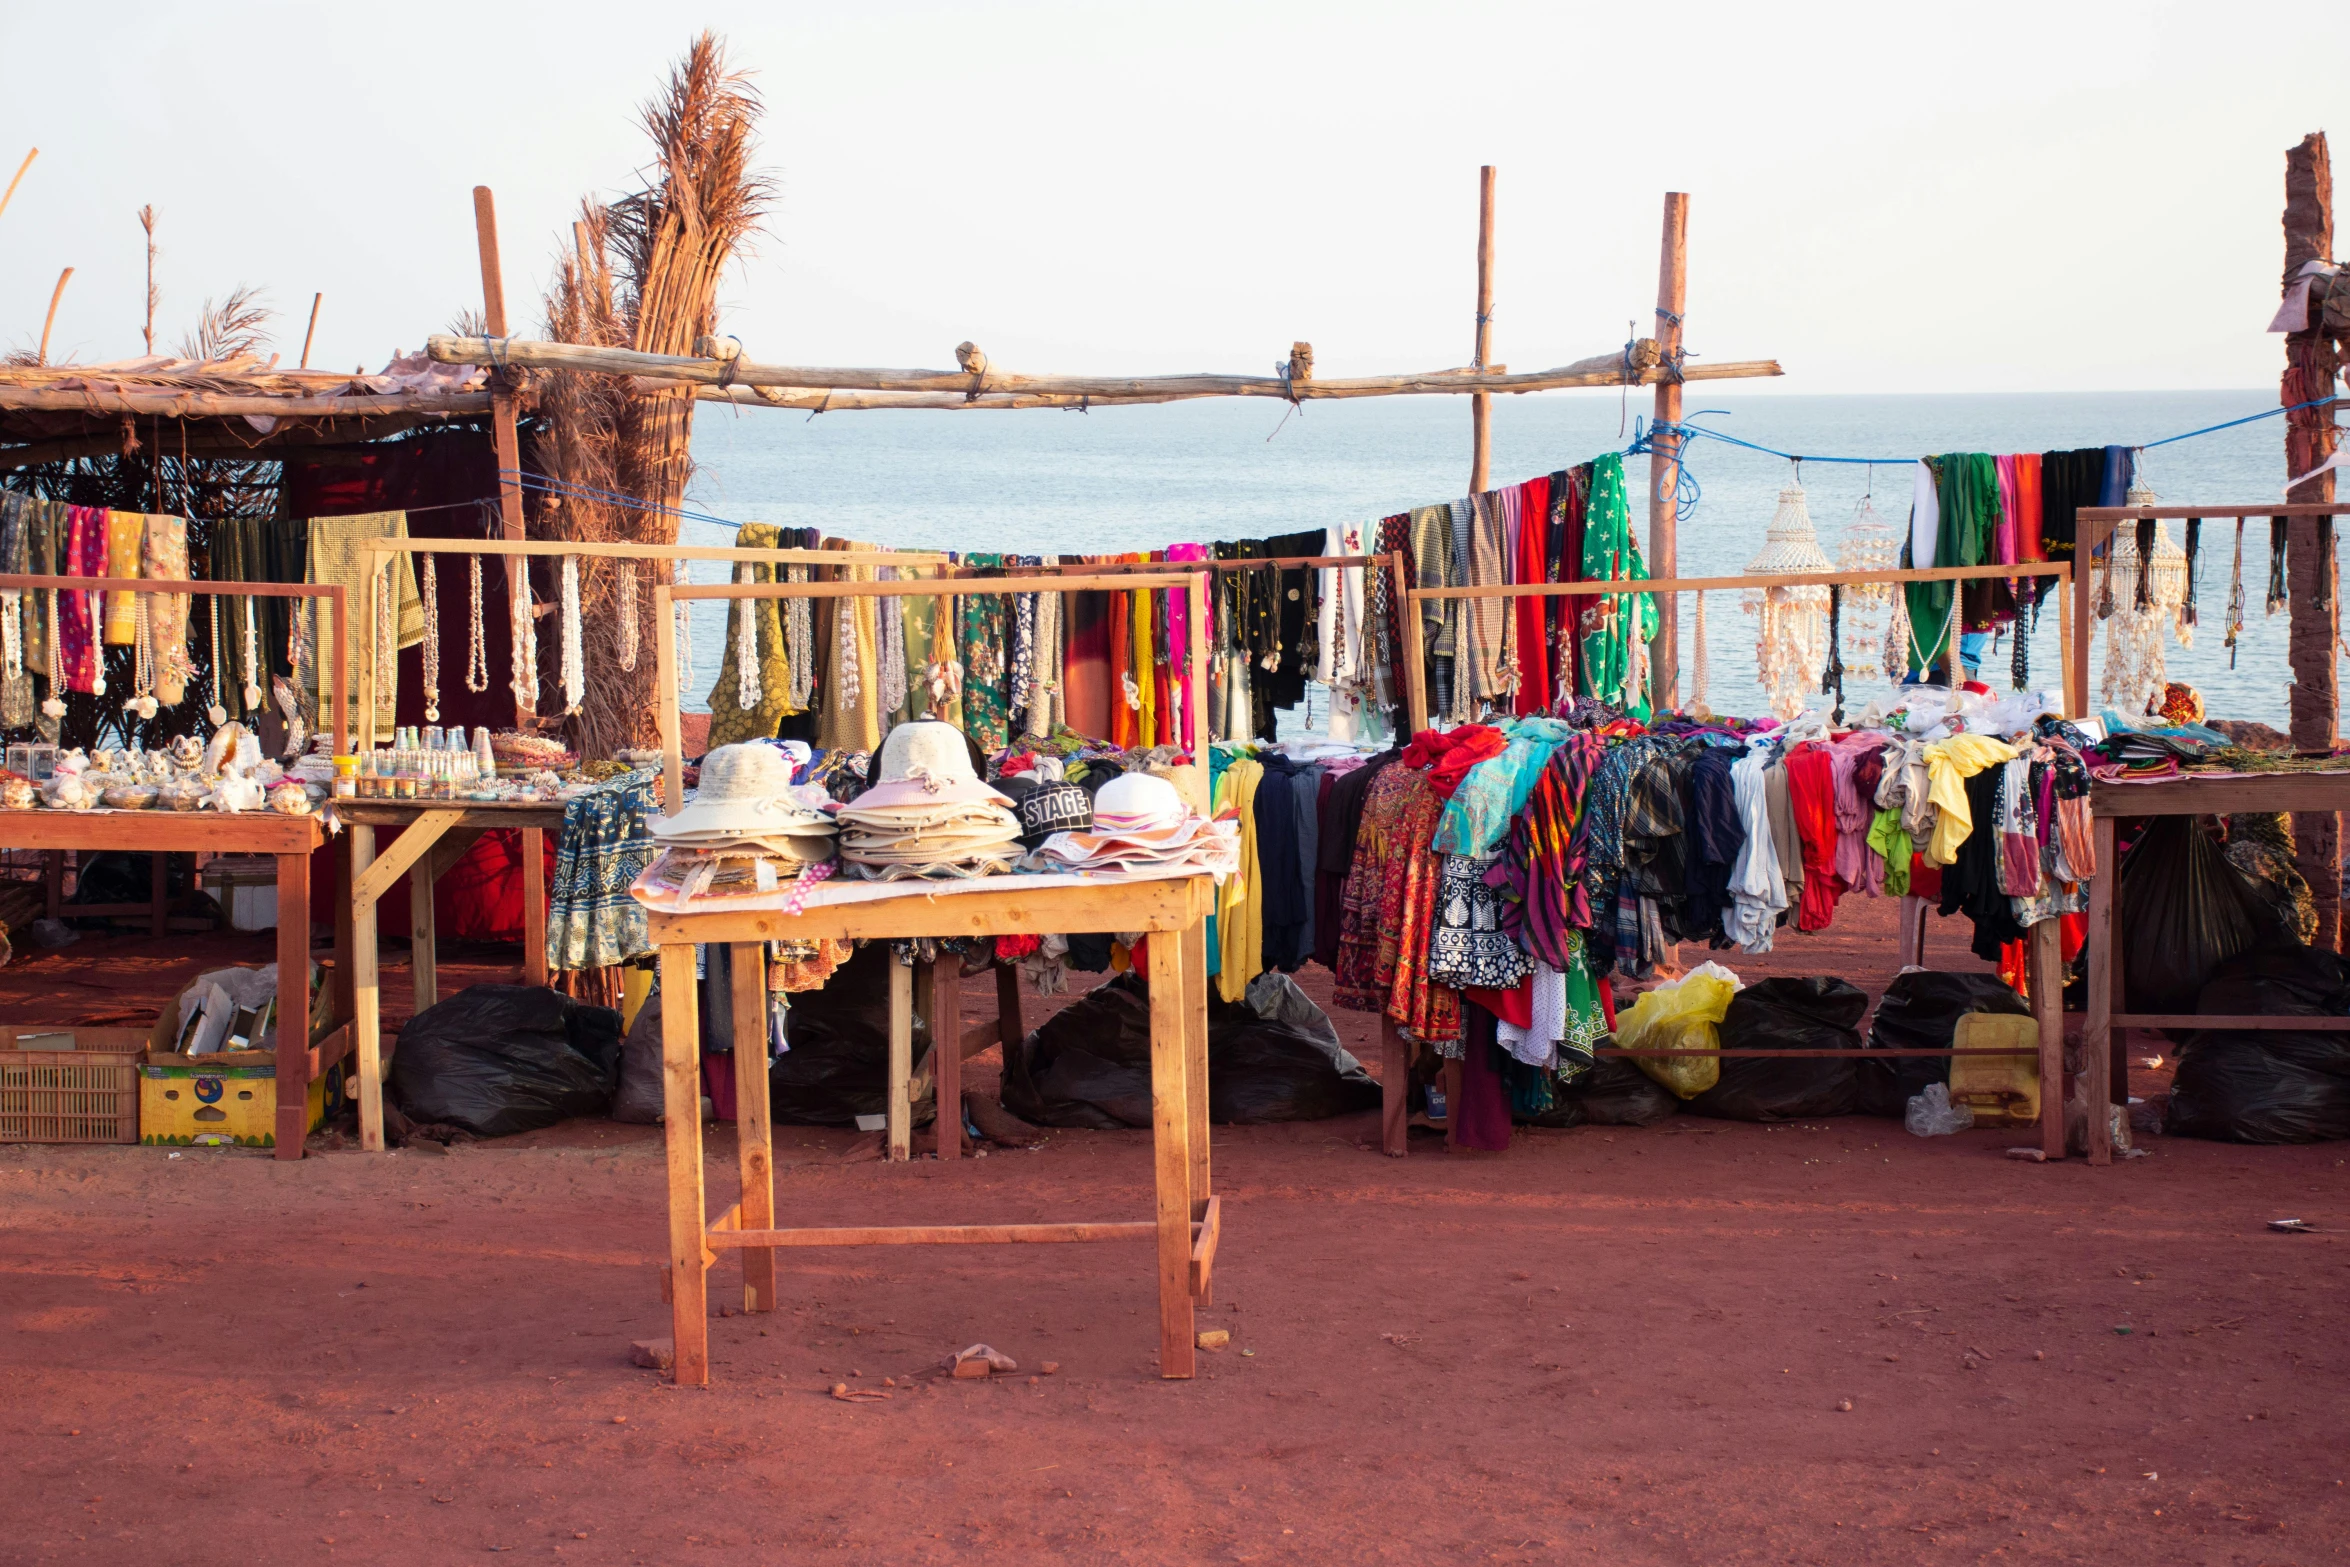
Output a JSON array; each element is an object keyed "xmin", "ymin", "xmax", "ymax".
[
  {"xmin": 465, "ymin": 552, "xmax": 489, "ymax": 692},
  {"xmin": 420, "ymin": 552, "xmax": 441, "ymax": 722},
  {"xmin": 559, "ymin": 554, "xmax": 584, "ymax": 714},
  {"xmin": 617, "ymin": 561, "xmax": 639, "ymax": 671},
  {"xmin": 508, "ymin": 559, "xmax": 537, "ymax": 711}
]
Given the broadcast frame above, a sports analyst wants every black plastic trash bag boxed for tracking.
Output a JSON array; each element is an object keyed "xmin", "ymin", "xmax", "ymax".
[
  {"xmin": 388, "ymin": 984, "xmax": 623, "ymax": 1138},
  {"xmin": 771, "ymin": 943, "xmax": 928, "ymax": 1127},
  {"xmin": 2166, "ymin": 947, "xmax": 2350, "ymax": 1144},
  {"xmin": 612, "ymin": 990, "xmax": 666, "ymax": 1125},
  {"xmin": 1209, "ymin": 977, "xmax": 1378, "ymax": 1124},
  {"xmin": 1003, "ymin": 973, "xmax": 1378, "ymax": 1129},
  {"xmin": 2120, "ymin": 815, "xmax": 2286, "ymax": 1017},
  {"xmin": 1684, "ymin": 977, "xmax": 1869, "ymax": 1122},
  {"xmin": 1558, "ymin": 1056, "xmax": 1679, "ymax": 1127},
  {"xmin": 1859, "ymin": 971, "xmax": 2031, "ymax": 1118}
]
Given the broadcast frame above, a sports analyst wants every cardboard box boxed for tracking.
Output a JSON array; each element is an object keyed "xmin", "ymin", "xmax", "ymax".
[{"xmin": 139, "ymin": 1057, "xmax": 333, "ymax": 1148}]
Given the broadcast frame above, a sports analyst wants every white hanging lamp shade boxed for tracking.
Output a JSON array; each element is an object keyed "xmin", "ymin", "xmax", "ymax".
[
  {"xmin": 1742, "ymin": 480, "xmax": 1834, "ymax": 719},
  {"xmin": 2099, "ymin": 477, "xmax": 2191, "ymax": 715}
]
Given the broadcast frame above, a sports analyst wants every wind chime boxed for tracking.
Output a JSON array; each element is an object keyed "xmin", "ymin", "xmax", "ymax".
[
  {"xmin": 2097, "ymin": 478, "xmax": 2192, "ymax": 714},
  {"xmin": 1833, "ymin": 482, "xmax": 1900, "ymax": 676},
  {"xmin": 1742, "ymin": 477, "xmax": 1836, "ymax": 720}
]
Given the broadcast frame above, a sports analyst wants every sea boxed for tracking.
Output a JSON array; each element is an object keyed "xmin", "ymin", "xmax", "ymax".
[{"xmin": 673, "ymin": 389, "xmax": 2330, "ymax": 732}]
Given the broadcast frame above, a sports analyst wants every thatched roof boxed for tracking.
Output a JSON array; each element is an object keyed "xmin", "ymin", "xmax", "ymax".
[{"xmin": 0, "ymin": 350, "xmax": 499, "ymax": 468}]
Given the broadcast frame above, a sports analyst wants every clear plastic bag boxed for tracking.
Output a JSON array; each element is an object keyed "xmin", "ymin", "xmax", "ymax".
[
  {"xmin": 1905, "ymin": 1081, "xmax": 1975, "ymax": 1137},
  {"xmin": 1613, "ymin": 961, "xmax": 1741, "ymax": 1099}
]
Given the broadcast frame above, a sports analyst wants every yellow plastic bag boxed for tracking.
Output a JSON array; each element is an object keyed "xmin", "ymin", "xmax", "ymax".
[{"xmin": 1612, "ymin": 961, "xmax": 1741, "ymax": 1099}]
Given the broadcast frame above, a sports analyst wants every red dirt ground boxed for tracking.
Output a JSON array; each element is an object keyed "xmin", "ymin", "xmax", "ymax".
[{"xmin": 5, "ymin": 896, "xmax": 2347, "ymax": 1564}]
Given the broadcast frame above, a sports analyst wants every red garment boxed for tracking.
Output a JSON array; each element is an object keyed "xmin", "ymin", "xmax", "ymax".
[
  {"xmin": 1453, "ymin": 1001, "xmax": 1513, "ymax": 1152},
  {"xmin": 1108, "ymin": 587, "xmax": 1134, "ymax": 749},
  {"xmin": 1401, "ymin": 724, "xmax": 1507, "ymax": 799},
  {"xmin": 1463, "ymin": 979, "xmax": 1533, "ymax": 1029},
  {"xmin": 993, "ymin": 934, "xmax": 1041, "ymax": 960},
  {"xmin": 1510, "ymin": 474, "xmax": 1553, "ymax": 715},
  {"xmin": 1907, "ymin": 853, "xmax": 1943, "ymax": 902},
  {"xmin": 1785, "ymin": 744, "xmax": 1848, "ymax": 932}
]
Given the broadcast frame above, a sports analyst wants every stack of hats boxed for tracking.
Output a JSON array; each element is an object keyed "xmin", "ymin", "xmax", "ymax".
[
  {"xmin": 836, "ymin": 721, "xmax": 1024, "ymax": 880},
  {"xmin": 1022, "ymin": 771, "xmax": 1239, "ymax": 877},
  {"xmin": 638, "ymin": 742, "xmax": 838, "ymax": 902}
]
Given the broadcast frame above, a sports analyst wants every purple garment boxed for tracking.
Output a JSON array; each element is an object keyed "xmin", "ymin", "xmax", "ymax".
[{"xmin": 1453, "ymin": 1002, "xmax": 1514, "ymax": 1152}]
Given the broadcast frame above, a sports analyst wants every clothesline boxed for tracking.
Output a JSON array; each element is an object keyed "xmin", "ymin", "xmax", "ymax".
[{"xmin": 1629, "ymin": 394, "xmax": 2345, "ymax": 522}]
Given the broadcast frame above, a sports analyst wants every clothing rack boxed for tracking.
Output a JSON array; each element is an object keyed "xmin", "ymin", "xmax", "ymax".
[{"xmin": 1397, "ymin": 560, "xmax": 2077, "ymax": 734}]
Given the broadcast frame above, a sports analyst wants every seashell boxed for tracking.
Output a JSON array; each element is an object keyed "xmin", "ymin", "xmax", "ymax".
[
  {"xmin": 2, "ymin": 776, "xmax": 35, "ymax": 810},
  {"xmin": 268, "ymin": 781, "xmax": 313, "ymax": 816}
]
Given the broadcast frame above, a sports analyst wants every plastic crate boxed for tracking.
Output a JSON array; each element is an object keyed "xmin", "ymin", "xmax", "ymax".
[{"xmin": 0, "ymin": 1034, "xmax": 143, "ymax": 1144}]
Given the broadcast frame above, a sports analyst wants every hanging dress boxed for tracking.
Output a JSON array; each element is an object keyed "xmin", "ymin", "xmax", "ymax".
[{"xmin": 1575, "ymin": 454, "xmax": 1657, "ymax": 720}]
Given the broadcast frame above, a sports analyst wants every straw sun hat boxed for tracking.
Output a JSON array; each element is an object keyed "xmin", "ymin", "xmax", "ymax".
[
  {"xmin": 652, "ymin": 743, "xmax": 835, "ymax": 853},
  {"xmin": 851, "ymin": 721, "xmax": 1014, "ymax": 813}
]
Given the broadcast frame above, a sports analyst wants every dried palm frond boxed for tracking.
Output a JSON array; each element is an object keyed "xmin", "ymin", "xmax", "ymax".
[
  {"xmin": 177, "ymin": 286, "xmax": 274, "ymax": 362},
  {"xmin": 448, "ymin": 307, "xmax": 489, "ymax": 341},
  {"xmin": 531, "ymin": 31, "xmax": 770, "ymax": 759}
]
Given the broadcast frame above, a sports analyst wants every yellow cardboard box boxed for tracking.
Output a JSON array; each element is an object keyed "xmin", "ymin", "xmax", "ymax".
[{"xmin": 139, "ymin": 1059, "xmax": 333, "ymax": 1148}]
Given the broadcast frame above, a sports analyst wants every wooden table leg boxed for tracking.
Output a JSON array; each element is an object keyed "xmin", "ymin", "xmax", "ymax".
[
  {"xmin": 931, "ymin": 955, "xmax": 962, "ymax": 1161},
  {"xmin": 2084, "ymin": 816, "xmax": 2117, "ymax": 1166},
  {"xmin": 2032, "ymin": 917, "xmax": 2065, "ymax": 1161},
  {"xmin": 272, "ymin": 850, "xmax": 312, "ymax": 1160},
  {"xmin": 1180, "ymin": 921, "xmax": 1210, "ymax": 1210},
  {"xmin": 350, "ymin": 824, "xmax": 385, "ymax": 1153},
  {"xmin": 886, "ymin": 955, "xmax": 913, "ymax": 1162},
  {"xmin": 410, "ymin": 854, "xmax": 438, "ymax": 1015},
  {"xmin": 1147, "ymin": 931, "xmax": 1196, "ymax": 1378},
  {"xmin": 521, "ymin": 826, "xmax": 548, "ymax": 988},
  {"xmin": 659, "ymin": 941, "xmax": 710, "ymax": 1385},
  {"xmin": 730, "ymin": 941, "xmax": 776, "ymax": 1314},
  {"xmin": 1380, "ymin": 1017, "xmax": 1410, "ymax": 1158}
]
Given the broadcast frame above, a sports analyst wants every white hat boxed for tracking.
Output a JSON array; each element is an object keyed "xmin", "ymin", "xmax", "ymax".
[
  {"xmin": 1091, "ymin": 771, "xmax": 1185, "ymax": 833},
  {"xmin": 852, "ymin": 720, "xmax": 1012, "ymax": 812},
  {"xmin": 653, "ymin": 743, "xmax": 833, "ymax": 842}
]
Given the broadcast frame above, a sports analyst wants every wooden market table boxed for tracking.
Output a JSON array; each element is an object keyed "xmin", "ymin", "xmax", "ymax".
[
  {"xmin": 339, "ymin": 796, "xmax": 565, "ymax": 1152},
  {"xmin": 643, "ymin": 869, "xmax": 1222, "ymax": 1387},
  {"xmin": 2084, "ymin": 771, "xmax": 2350, "ymax": 1166},
  {"xmin": 0, "ymin": 807, "xmax": 345, "ymax": 1157}
]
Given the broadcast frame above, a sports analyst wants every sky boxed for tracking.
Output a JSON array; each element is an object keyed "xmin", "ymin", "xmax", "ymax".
[{"xmin": 1, "ymin": 1, "xmax": 2345, "ymax": 394}]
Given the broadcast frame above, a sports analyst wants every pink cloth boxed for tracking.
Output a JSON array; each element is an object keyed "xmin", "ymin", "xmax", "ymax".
[
  {"xmin": 1165, "ymin": 543, "xmax": 1210, "ymax": 750},
  {"xmin": 1829, "ymin": 731, "xmax": 1889, "ymax": 896}
]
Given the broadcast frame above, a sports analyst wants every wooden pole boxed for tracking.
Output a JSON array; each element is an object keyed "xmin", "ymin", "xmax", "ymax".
[
  {"xmin": 1470, "ymin": 165, "xmax": 1495, "ymax": 494},
  {"xmin": 1649, "ymin": 192, "xmax": 1690, "ymax": 712},
  {"xmin": 37, "ymin": 266, "xmax": 71, "ymax": 366},
  {"xmin": 472, "ymin": 185, "xmax": 532, "ymax": 730},
  {"xmin": 2282, "ymin": 132, "xmax": 2340, "ymax": 950},
  {"xmin": 299, "ymin": 292, "xmax": 322, "ymax": 370},
  {"xmin": 138, "ymin": 206, "xmax": 156, "ymax": 356},
  {"xmin": 424, "ymin": 332, "xmax": 1782, "ymax": 401},
  {"xmin": 658, "ymin": 940, "xmax": 710, "ymax": 1384},
  {"xmin": 0, "ymin": 148, "xmax": 36, "ymax": 223}
]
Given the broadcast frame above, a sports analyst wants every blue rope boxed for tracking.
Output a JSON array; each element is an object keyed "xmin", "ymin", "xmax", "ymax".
[{"xmin": 1625, "ymin": 394, "xmax": 2345, "ymax": 518}]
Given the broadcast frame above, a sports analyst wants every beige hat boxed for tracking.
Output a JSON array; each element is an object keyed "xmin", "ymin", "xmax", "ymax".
[
  {"xmin": 653, "ymin": 743, "xmax": 833, "ymax": 843},
  {"xmin": 852, "ymin": 721, "xmax": 1012, "ymax": 812}
]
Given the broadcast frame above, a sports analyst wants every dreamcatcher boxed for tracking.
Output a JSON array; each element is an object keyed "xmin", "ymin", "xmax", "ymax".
[
  {"xmin": 2097, "ymin": 478, "xmax": 2192, "ymax": 715},
  {"xmin": 1742, "ymin": 478, "xmax": 1835, "ymax": 719}
]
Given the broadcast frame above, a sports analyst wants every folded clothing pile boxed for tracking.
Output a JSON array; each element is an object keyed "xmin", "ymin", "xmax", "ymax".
[
  {"xmin": 1024, "ymin": 772, "xmax": 1239, "ymax": 877},
  {"xmin": 836, "ymin": 722, "xmax": 1023, "ymax": 881}
]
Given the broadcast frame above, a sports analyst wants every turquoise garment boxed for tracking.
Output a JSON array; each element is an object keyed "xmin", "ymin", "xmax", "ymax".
[
  {"xmin": 1576, "ymin": 453, "xmax": 1658, "ymax": 719},
  {"xmin": 1432, "ymin": 716, "xmax": 1572, "ymax": 856}
]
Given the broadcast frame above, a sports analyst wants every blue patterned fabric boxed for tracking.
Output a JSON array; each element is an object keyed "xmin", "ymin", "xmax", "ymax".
[
  {"xmin": 546, "ymin": 767, "xmax": 662, "ymax": 971},
  {"xmin": 1431, "ymin": 716, "xmax": 1572, "ymax": 857}
]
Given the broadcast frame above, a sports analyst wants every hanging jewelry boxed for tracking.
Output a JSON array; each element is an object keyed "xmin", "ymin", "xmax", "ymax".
[
  {"xmin": 241, "ymin": 594, "xmax": 262, "ymax": 712},
  {"xmin": 123, "ymin": 593, "xmax": 159, "ymax": 721},
  {"xmin": 464, "ymin": 552, "xmax": 490, "ymax": 693},
  {"xmin": 732, "ymin": 563, "xmax": 762, "ymax": 709},
  {"xmin": 560, "ymin": 555, "xmax": 585, "ymax": 714},
  {"xmin": 206, "ymin": 593, "xmax": 228, "ymax": 726},
  {"xmin": 508, "ymin": 560, "xmax": 537, "ymax": 712},
  {"xmin": 2266, "ymin": 516, "xmax": 2289, "ymax": 616},
  {"xmin": 40, "ymin": 589, "xmax": 66, "ymax": 719},
  {"xmin": 617, "ymin": 560, "xmax": 640, "ymax": 672},
  {"xmin": 1819, "ymin": 584, "xmax": 1845, "ymax": 722},
  {"xmin": 374, "ymin": 558, "xmax": 396, "ymax": 710},
  {"xmin": 676, "ymin": 584, "xmax": 696, "ymax": 697},
  {"xmin": 785, "ymin": 564, "xmax": 813, "ymax": 707},
  {"xmin": 420, "ymin": 553, "xmax": 441, "ymax": 722},
  {"xmin": 2225, "ymin": 519, "xmax": 2247, "ymax": 667},
  {"xmin": 1689, "ymin": 589, "xmax": 1710, "ymax": 715},
  {"xmin": 2181, "ymin": 518, "xmax": 2200, "ymax": 628}
]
